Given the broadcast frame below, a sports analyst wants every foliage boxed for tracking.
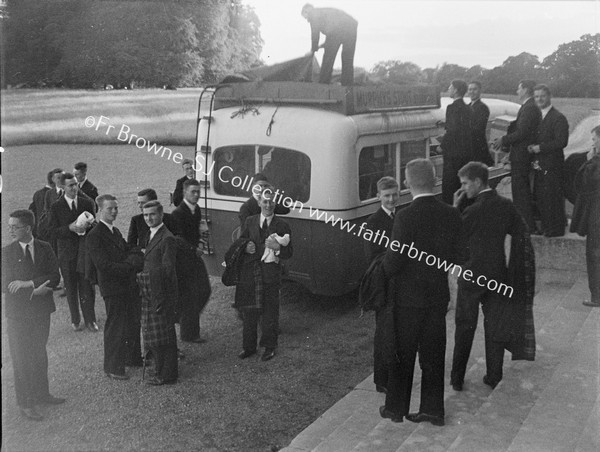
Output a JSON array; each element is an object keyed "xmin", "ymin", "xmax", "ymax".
[{"xmin": 370, "ymin": 60, "xmax": 422, "ymax": 84}]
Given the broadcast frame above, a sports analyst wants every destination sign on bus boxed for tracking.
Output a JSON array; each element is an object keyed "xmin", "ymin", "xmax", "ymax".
[{"xmin": 350, "ymin": 85, "xmax": 440, "ymax": 113}]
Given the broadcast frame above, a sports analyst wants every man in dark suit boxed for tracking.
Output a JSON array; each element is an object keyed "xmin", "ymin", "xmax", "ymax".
[
  {"xmin": 301, "ymin": 3, "xmax": 357, "ymax": 85},
  {"xmin": 87, "ymin": 195, "xmax": 144, "ymax": 380},
  {"xmin": 127, "ymin": 188, "xmax": 173, "ymax": 247},
  {"xmin": 363, "ymin": 176, "xmax": 398, "ymax": 394},
  {"xmin": 450, "ymin": 162, "xmax": 526, "ymax": 391},
  {"xmin": 528, "ymin": 84, "xmax": 569, "ymax": 237},
  {"xmin": 171, "ymin": 179, "xmax": 211, "ymax": 343},
  {"xmin": 494, "ymin": 80, "xmax": 542, "ymax": 232},
  {"xmin": 73, "ymin": 162, "xmax": 99, "ymax": 204},
  {"xmin": 171, "ymin": 159, "xmax": 195, "ymax": 207},
  {"xmin": 3, "ymin": 210, "xmax": 64, "ymax": 421},
  {"xmin": 43, "ymin": 168, "xmax": 64, "ymax": 213},
  {"xmin": 39, "ymin": 168, "xmax": 64, "ymax": 253},
  {"xmin": 29, "ymin": 170, "xmax": 55, "ymax": 239},
  {"xmin": 381, "ymin": 159, "xmax": 462, "ymax": 426},
  {"xmin": 239, "ymin": 175, "xmax": 291, "ymax": 228},
  {"xmin": 136, "ymin": 201, "xmax": 179, "ymax": 385},
  {"xmin": 237, "ymin": 184, "xmax": 293, "ymax": 361},
  {"xmin": 441, "ymin": 79, "xmax": 474, "ymax": 204},
  {"xmin": 468, "ymin": 81, "xmax": 493, "ymax": 166},
  {"xmin": 48, "ymin": 172, "xmax": 97, "ymax": 332}
]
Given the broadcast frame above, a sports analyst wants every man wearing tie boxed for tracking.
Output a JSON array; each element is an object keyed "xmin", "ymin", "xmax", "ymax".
[
  {"xmin": 237, "ymin": 185, "xmax": 292, "ymax": 361},
  {"xmin": 468, "ymin": 81, "xmax": 494, "ymax": 166},
  {"xmin": 3, "ymin": 210, "xmax": 64, "ymax": 421},
  {"xmin": 87, "ymin": 195, "xmax": 144, "ymax": 380},
  {"xmin": 73, "ymin": 162, "xmax": 99, "ymax": 209},
  {"xmin": 172, "ymin": 159, "xmax": 195, "ymax": 207},
  {"xmin": 127, "ymin": 188, "xmax": 173, "ymax": 247},
  {"xmin": 48, "ymin": 173, "xmax": 97, "ymax": 332}
]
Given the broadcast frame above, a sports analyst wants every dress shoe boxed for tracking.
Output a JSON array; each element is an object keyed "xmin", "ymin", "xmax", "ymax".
[
  {"xmin": 483, "ymin": 375, "xmax": 499, "ymax": 389},
  {"xmin": 106, "ymin": 372, "xmax": 130, "ymax": 381},
  {"xmin": 406, "ymin": 412, "xmax": 445, "ymax": 426},
  {"xmin": 375, "ymin": 385, "xmax": 387, "ymax": 394},
  {"xmin": 38, "ymin": 395, "xmax": 66, "ymax": 405},
  {"xmin": 452, "ymin": 381, "xmax": 463, "ymax": 391},
  {"xmin": 583, "ymin": 300, "xmax": 600, "ymax": 307},
  {"xmin": 20, "ymin": 407, "xmax": 43, "ymax": 421},
  {"xmin": 71, "ymin": 323, "xmax": 83, "ymax": 332},
  {"xmin": 145, "ymin": 376, "xmax": 177, "ymax": 386},
  {"xmin": 238, "ymin": 350, "xmax": 257, "ymax": 359},
  {"xmin": 379, "ymin": 406, "xmax": 403, "ymax": 422},
  {"xmin": 261, "ymin": 349, "xmax": 276, "ymax": 361},
  {"xmin": 86, "ymin": 322, "xmax": 99, "ymax": 332}
]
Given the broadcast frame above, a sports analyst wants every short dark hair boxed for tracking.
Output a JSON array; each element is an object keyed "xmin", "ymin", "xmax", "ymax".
[
  {"xmin": 11, "ymin": 209, "xmax": 35, "ymax": 228},
  {"xmin": 519, "ymin": 80, "xmax": 537, "ymax": 96},
  {"xmin": 74, "ymin": 162, "xmax": 87, "ymax": 171},
  {"xmin": 182, "ymin": 159, "xmax": 193, "ymax": 166},
  {"xmin": 60, "ymin": 172, "xmax": 76, "ymax": 185},
  {"xmin": 592, "ymin": 125, "xmax": 600, "ymax": 137},
  {"xmin": 137, "ymin": 188, "xmax": 158, "ymax": 200},
  {"xmin": 533, "ymin": 84, "xmax": 551, "ymax": 96},
  {"xmin": 451, "ymin": 79, "xmax": 468, "ymax": 97},
  {"xmin": 254, "ymin": 173, "xmax": 268, "ymax": 182},
  {"xmin": 96, "ymin": 194, "xmax": 117, "ymax": 209},
  {"xmin": 469, "ymin": 81, "xmax": 482, "ymax": 90},
  {"xmin": 377, "ymin": 176, "xmax": 399, "ymax": 193},
  {"xmin": 46, "ymin": 170, "xmax": 56, "ymax": 185},
  {"xmin": 50, "ymin": 168, "xmax": 63, "ymax": 179},
  {"xmin": 183, "ymin": 179, "xmax": 200, "ymax": 190},
  {"xmin": 142, "ymin": 200, "xmax": 163, "ymax": 214},
  {"xmin": 458, "ymin": 161, "xmax": 489, "ymax": 185}
]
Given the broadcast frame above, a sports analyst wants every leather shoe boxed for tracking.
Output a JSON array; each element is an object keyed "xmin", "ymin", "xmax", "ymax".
[
  {"xmin": 406, "ymin": 412, "xmax": 445, "ymax": 426},
  {"xmin": 86, "ymin": 322, "xmax": 99, "ymax": 332},
  {"xmin": 106, "ymin": 372, "xmax": 130, "ymax": 381},
  {"xmin": 483, "ymin": 375, "xmax": 499, "ymax": 389},
  {"xmin": 238, "ymin": 350, "xmax": 257, "ymax": 359},
  {"xmin": 261, "ymin": 349, "xmax": 276, "ymax": 361},
  {"xmin": 452, "ymin": 381, "xmax": 463, "ymax": 391},
  {"xmin": 146, "ymin": 376, "xmax": 177, "ymax": 386},
  {"xmin": 38, "ymin": 395, "xmax": 66, "ymax": 405},
  {"xmin": 20, "ymin": 407, "xmax": 43, "ymax": 421},
  {"xmin": 375, "ymin": 385, "xmax": 387, "ymax": 394},
  {"xmin": 379, "ymin": 406, "xmax": 402, "ymax": 422},
  {"xmin": 71, "ymin": 323, "xmax": 83, "ymax": 332},
  {"xmin": 583, "ymin": 300, "xmax": 600, "ymax": 307}
]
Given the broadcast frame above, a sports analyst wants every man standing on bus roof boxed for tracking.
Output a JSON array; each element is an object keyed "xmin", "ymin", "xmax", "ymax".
[
  {"xmin": 301, "ymin": 3, "xmax": 358, "ymax": 86},
  {"xmin": 468, "ymin": 81, "xmax": 494, "ymax": 166},
  {"xmin": 440, "ymin": 79, "xmax": 474, "ymax": 205}
]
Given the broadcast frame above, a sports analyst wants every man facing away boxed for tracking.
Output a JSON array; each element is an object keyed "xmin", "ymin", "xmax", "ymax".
[
  {"xmin": 450, "ymin": 162, "xmax": 527, "ymax": 391},
  {"xmin": 301, "ymin": 3, "xmax": 358, "ymax": 86},
  {"xmin": 363, "ymin": 176, "xmax": 399, "ymax": 393},
  {"xmin": 87, "ymin": 195, "xmax": 144, "ymax": 381},
  {"xmin": 381, "ymin": 159, "xmax": 462, "ymax": 425},
  {"xmin": 493, "ymin": 79, "xmax": 541, "ymax": 233},
  {"xmin": 528, "ymin": 84, "xmax": 569, "ymax": 237},
  {"xmin": 3, "ymin": 210, "xmax": 64, "ymax": 421},
  {"xmin": 237, "ymin": 185, "xmax": 293, "ymax": 362},
  {"xmin": 136, "ymin": 201, "xmax": 179, "ymax": 385},
  {"xmin": 441, "ymin": 79, "xmax": 474, "ymax": 204},
  {"xmin": 468, "ymin": 81, "xmax": 494, "ymax": 166},
  {"xmin": 48, "ymin": 172, "xmax": 97, "ymax": 332},
  {"xmin": 29, "ymin": 169, "xmax": 55, "ymax": 240},
  {"xmin": 172, "ymin": 158, "xmax": 195, "ymax": 207}
]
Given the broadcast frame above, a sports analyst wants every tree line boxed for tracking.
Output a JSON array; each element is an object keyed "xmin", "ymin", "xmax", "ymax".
[
  {"xmin": 370, "ymin": 34, "xmax": 600, "ymax": 98},
  {"xmin": 2, "ymin": 0, "xmax": 263, "ymax": 88}
]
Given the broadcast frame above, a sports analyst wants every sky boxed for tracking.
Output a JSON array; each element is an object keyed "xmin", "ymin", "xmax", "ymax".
[{"xmin": 244, "ymin": 0, "xmax": 600, "ymax": 71}]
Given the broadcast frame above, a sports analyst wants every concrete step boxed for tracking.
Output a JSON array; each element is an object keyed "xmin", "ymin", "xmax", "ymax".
[
  {"xmin": 532, "ymin": 231, "xmax": 586, "ymax": 273},
  {"xmin": 447, "ymin": 277, "xmax": 591, "ymax": 452},
  {"xmin": 507, "ymin": 308, "xmax": 599, "ymax": 452},
  {"xmin": 575, "ymin": 395, "xmax": 600, "ymax": 452}
]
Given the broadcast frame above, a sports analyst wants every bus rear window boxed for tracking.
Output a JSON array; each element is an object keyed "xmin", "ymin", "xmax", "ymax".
[
  {"xmin": 213, "ymin": 145, "xmax": 311, "ymax": 202},
  {"xmin": 359, "ymin": 144, "xmax": 395, "ymax": 200}
]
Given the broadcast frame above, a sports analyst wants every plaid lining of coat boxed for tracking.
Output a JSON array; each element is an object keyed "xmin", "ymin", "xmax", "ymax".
[{"xmin": 137, "ymin": 271, "xmax": 176, "ymax": 349}]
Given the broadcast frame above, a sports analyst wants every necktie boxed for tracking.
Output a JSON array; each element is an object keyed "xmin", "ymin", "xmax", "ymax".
[
  {"xmin": 71, "ymin": 201, "xmax": 77, "ymax": 213},
  {"xmin": 390, "ymin": 211, "xmax": 395, "ymax": 220},
  {"xmin": 24, "ymin": 244, "xmax": 34, "ymax": 267},
  {"xmin": 262, "ymin": 218, "xmax": 269, "ymax": 238}
]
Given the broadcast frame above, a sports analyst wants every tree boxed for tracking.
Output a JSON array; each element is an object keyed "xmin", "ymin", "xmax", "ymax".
[
  {"xmin": 541, "ymin": 33, "xmax": 600, "ymax": 97},
  {"xmin": 370, "ymin": 60, "xmax": 423, "ymax": 84},
  {"xmin": 483, "ymin": 52, "xmax": 542, "ymax": 94},
  {"xmin": 433, "ymin": 63, "xmax": 468, "ymax": 91}
]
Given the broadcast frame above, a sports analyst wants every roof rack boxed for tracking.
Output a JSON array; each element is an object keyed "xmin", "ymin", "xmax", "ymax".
[{"xmin": 213, "ymin": 81, "xmax": 440, "ymax": 115}]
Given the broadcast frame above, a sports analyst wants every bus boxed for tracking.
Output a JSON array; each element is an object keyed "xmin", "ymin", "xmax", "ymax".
[{"xmin": 193, "ymin": 82, "xmax": 519, "ymax": 296}]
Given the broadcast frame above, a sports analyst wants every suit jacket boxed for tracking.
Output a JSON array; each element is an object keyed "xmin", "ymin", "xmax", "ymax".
[
  {"xmin": 239, "ymin": 214, "xmax": 292, "ymax": 285},
  {"xmin": 79, "ymin": 179, "xmax": 99, "ymax": 203},
  {"xmin": 308, "ymin": 7, "xmax": 358, "ymax": 51},
  {"xmin": 170, "ymin": 202, "xmax": 201, "ymax": 248},
  {"xmin": 470, "ymin": 99, "xmax": 493, "ymax": 165},
  {"xmin": 29, "ymin": 186, "xmax": 51, "ymax": 237},
  {"xmin": 141, "ymin": 225, "xmax": 178, "ymax": 312},
  {"xmin": 2, "ymin": 239, "xmax": 60, "ymax": 319},
  {"xmin": 441, "ymin": 98, "xmax": 474, "ymax": 161},
  {"xmin": 239, "ymin": 196, "xmax": 291, "ymax": 227},
  {"xmin": 172, "ymin": 176, "xmax": 190, "ymax": 207},
  {"xmin": 459, "ymin": 190, "xmax": 524, "ymax": 291},
  {"xmin": 127, "ymin": 212, "xmax": 173, "ymax": 247},
  {"xmin": 364, "ymin": 207, "xmax": 395, "ymax": 263},
  {"xmin": 501, "ymin": 97, "xmax": 541, "ymax": 164},
  {"xmin": 43, "ymin": 187, "xmax": 63, "ymax": 212},
  {"xmin": 535, "ymin": 106, "xmax": 569, "ymax": 171},
  {"xmin": 48, "ymin": 194, "xmax": 96, "ymax": 265},
  {"xmin": 383, "ymin": 196, "xmax": 462, "ymax": 308},
  {"xmin": 86, "ymin": 222, "xmax": 140, "ymax": 298}
]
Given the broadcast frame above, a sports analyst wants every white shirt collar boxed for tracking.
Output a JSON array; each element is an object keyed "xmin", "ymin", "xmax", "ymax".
[
  {"xmin": 541, "ymin": 105, "xmax": 552, "ymax": 119},
  {"xmin": 412, "ymin": 193, "xmax": 435, "ymax": 200},
  {"xmin": 183, "ymin": 198, "xmax": 197, "ymax": 213},
  {"xmin": 478, "ymin": 188, "xmax": 493, "ymax": 195},
  {"xmin": 78, "ymin": 177, "xmax": 87, "ymax": 186},
  {"xmin": 19, "ymin": 238, "xmax": 35, "ymax": 262},
  {"xmin": 100, "ymin": 220, "xmax": 114, "ymax": 233},
  {"xmin": 522, "ymin": 96, "xmax": 533, "ymax": 105},
  {"xmin": 149, "ymin": 223, "xmax": 164, "ymax": 241},
  {"xmin": 65, "ymin": 195, "xmax": 77, "ymax": 209},
  {"xmin": 260, "ymin": 214, "xmax": 274, "ymax": 227},
  {"xmin": 381, "ymin": 206, "xmax": 394, "ymax": 217}
]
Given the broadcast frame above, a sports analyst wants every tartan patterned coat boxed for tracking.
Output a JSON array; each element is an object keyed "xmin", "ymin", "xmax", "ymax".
[{"xmin": 136, "ymin": 224, "xmax": 178, "ymax": 348}]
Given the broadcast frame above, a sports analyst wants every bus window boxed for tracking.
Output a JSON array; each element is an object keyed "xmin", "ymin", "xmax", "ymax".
[
  {"xmin": 399, "ymin": 141, "xmax": 427, "ymax": 190},
  {"xmin": 214, "ymin": 145, "xmax": 311, "ymax": 202},
  {"xmin": 359, "ymin": 144, "xmax": 396, "ymax": 200}
]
